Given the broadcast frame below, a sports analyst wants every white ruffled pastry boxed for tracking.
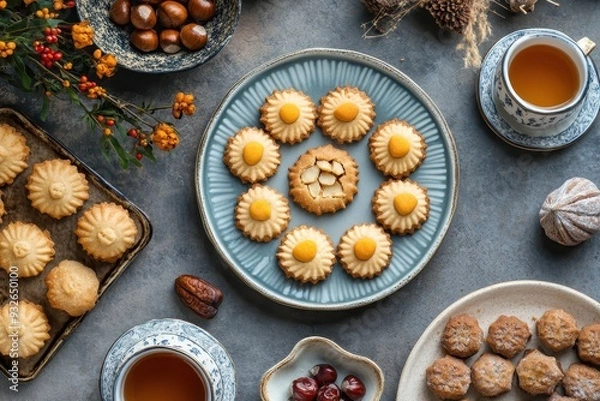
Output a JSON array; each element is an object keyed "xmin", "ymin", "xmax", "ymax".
[
  {"xmin": 369, "ymin": 119, "xmax": 427, "ymax": 178},
  {"xmin": 317, "ymin": 86, "xmax": 376, "ymax": 143},
  {"xmin": 0, "ymin": 221, "xmax": 55, "ymax": 277},
  {"xmin": 235, "ymin": 184, "xmax": 290, "ymax": 242},
  {"xmin": 26, "ymin": 158, "xmax": 90, "ymax": 219},
  {"xmin": 0, "ymin": 123, "xmax": 30, "ymax": 186},
  {"xmin": 338, "ymin": 223, "xmax": 393, "ymax": 279},
  {"xmin": 276, "ymin": 225, "xmax": 336, "ymax": 284},
  {"xmin": 223, "ymin": 127, "xmax": 281, "ymax": 183},
  {"xmin": 373, "ymin": 179, "xmax": 430, "ymax": 235},
  {"xmin": 0, "ymin": 300, "xmax": 51, "ymax": 358},
  {"xmin": 260, "ymin": 88, "xmax": 317, "ymax": 144}
]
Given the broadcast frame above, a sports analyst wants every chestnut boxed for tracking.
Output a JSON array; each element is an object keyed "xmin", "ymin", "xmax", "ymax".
[
  {"xmin": 130, "ymin": 4, "xmax": 157, "ymax": 30},
  {"xmin": 109, "ymin": 0, "xmax": 131, "ymax": 26},
  {"xmin": 179, "ymin": 23, "xmax": 207, "ymax": 51},
  {"xmin": 157, "ymin": 1, "xmax": 188, "ymax": 28},
  {"xmin": 187, "ymin": 0, "xmax": 215, "ymax": 22},
  {"xmin": 139, "ymin": 0, "xmax": 161, "ymax": 4},
  {"xmin": 160, "ymin": 29, "xmax": 181, "ymax": 54},
  {"xmin": 131, "ymin": 29, "xmax": 159, "ymax": 52}
]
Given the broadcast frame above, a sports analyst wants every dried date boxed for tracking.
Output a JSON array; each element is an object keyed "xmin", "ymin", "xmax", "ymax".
[{"xmin": 174, "ymin": 274, "xmax": 223, "ymax": 319}]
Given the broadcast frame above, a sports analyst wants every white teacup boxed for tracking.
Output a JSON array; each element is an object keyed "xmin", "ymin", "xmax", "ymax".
[
  {"xmin": 113, "ymin": 347, "xmax": 214, "ymax": 401},
  {"xmin": 493, "ymin": 29, "xmax": 595, "ymax": 137}
]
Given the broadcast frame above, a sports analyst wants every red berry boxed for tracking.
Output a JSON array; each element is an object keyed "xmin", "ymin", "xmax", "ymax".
[
  {"xmin": 106, "ymin": 119, "xmax": 115, "ymax": 126},
  {"xmin": 290, "ymin": 377, "xmax": 318, "ymax": 401},
  {"xmin": 317, "ymin": 383, "xmax": 341, "ymax": 401},
  {"xmin": 340, "ymin": 375, "xmax": 366, "ymax": 401},
  {"xmin": 309, "ymin": 364, "xmax": 337, "ymax": 386},
  {"xmin": 135, "ymin": 153, "xmax": 143, "ymax": 161},
  {"xmin": 127, "ymin": 128, "xmax": 138, "ymax": 138}
]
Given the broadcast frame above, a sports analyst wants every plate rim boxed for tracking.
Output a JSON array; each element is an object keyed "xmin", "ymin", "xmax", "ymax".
[
  {"xmin": 396, "ymin": 279, "xmax": 600, "ymax": 400},
  {"xmin": 194, "ymin": 47, "xmax": 460, "ymax": 310}
]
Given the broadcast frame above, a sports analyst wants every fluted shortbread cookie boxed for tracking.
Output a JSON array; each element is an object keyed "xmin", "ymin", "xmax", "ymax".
[
  {"xmin": 0, "ymin": 221, "xmax": 55, "ymax": 277},
  {"xmin": 235, "ymin": 184, "xmax": 290, "ymax": 242},
  {"xmin": 260, "ymin": 88, "xmax": 317, "ymax": 144},
  {"xmin": 0, "ymin": 123, "xmax": 30, "ymax": 186},
  {"xmin": 46, "ymin": 260, "xmax": 100, "ymax": 317},
  {"xmin": 317, "ymin": 86, "xmax": 375, "ymax": 143},
  {"xmin": 223, "ymin": 127, "xmax": 281, "ymax": 184},
  {"xmin": 0, "ymin": 300, "xmax": 51, "ymax": 358},
  {"xmin": 372, "ymin": 179, "xmax": 430, "ymax": 235},
  {"xmin": 337, "ymin": 223, "xmax": 392, "ymax": 279}
]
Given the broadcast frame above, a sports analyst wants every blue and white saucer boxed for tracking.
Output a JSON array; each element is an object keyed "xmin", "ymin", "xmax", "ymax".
[
  {"xmin": 477, "ymin": 28, "xmax": 600, "ymax": 151},
  {"xmin": 99, "ymin": 318, "xmax": 236, "ymax": 401}
]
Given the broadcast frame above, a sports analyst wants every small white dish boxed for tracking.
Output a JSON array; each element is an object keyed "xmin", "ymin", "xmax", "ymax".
[
  {"xmin": 396, "ymin": 280, "xmax": 600, "ymax": 401},
  {"xmin": 260, "ymin": 336, "xmax": 384, "ymax": 401},
  {"xmin": 477, "ymin": 28, "xmax": 600, "ymax": 151},
  {"xmin": 100, "ymin": 318, "xmax": 235, "ymax": 401}
]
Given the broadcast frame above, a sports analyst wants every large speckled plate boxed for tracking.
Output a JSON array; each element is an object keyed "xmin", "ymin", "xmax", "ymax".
[
  {"xmin": 77, "ymin": 0, "xmax": 241, "ymax": 73},
  {"xmin": 195, "ymin": 48, "xmax": 459, "ymax": 310},
  {"xmin": 397, "ymin": 280, "xmax": 600, "ymax": 401}
]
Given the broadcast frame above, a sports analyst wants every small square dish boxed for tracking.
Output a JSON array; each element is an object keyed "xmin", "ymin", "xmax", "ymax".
[
  {"xmin": 260, "ymin": 336, "xmax": 384, "ymax": 401},
  {"xmin": 0, "ymin": 108, "xmax": 152, "ymax": 381}
]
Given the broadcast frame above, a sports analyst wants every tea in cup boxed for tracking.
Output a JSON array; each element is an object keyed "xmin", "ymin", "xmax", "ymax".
[
  {"xmin": 113, "ymin": 347, "xmax": 213, "ymax": 401},
  {"xmin": 493, "ymin": 29, "xmax": 595, "ymax": 137}
]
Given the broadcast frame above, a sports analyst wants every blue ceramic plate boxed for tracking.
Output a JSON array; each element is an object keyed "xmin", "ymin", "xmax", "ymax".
[
  {"xmin": 477, "ymin": 28, "xmax": 600, "ymax": 151},
  {"xmin": 195, "ymin": 48, "xmax": 459, "ymax": 310},
  {"xmin": 77, "ymin": 0, "xmax": 241, "ymax": 73}
]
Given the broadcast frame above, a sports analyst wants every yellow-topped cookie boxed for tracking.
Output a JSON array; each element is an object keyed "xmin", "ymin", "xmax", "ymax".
[
  {"xmin": 75, "ymin": 202, "xmax": 138, "ymax": 262},
  {"xmin": 0, "ymin": 300, "xmax": 51, "ymax": 358},
  {"xmin": 276, "ymin": 225, "xmax": 336, "ymax": 284},
  {"xmin": 235, "ymin": 184, "xmax": 290, "ymax": 242},
  {"xmin": 373, "ymin": 179, "xmax": 430, "ymax": 235},
  {"xmin": 317, "ymin": 86, "xmax": 376, "ymax": 143},
  {"xmin": 260, "ymin": 89, "xmax": 317, "ymax": 144},
  {"xmin": 0, "ymin": 221, "xmax": 55, "ymax": 277},
  {"xmin": 0, "ymin": 123, "xmax": 30, "ymax": 186},
  {"xmin": 26, "ymin": 158, "xmax": 90, "ymax": 219},
  {"xmin": 338, "ymin": 223, "xmax": 393, "ymax": 279},
  {"xmin": 369, "ymin": 119, "xmax": 427, "ymax": 178},
  {"xmin": 223, "ymin": 127, "xmax": 281, "ymax": 183}
]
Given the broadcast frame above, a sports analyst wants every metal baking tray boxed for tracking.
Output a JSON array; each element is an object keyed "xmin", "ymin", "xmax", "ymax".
[{"xmin": 0, "ymin": 107, "xmax": 152, "ymax": 381}]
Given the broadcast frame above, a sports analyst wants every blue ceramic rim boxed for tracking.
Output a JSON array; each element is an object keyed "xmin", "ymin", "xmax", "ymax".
[{"xmin": 194, "ymin": 48, "xmax": 460, "ymax": 310}]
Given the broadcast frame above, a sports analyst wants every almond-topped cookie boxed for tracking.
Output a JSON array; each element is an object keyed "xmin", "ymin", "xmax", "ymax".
[
  {"xmin": 235, "ymin": 184, "xmax": 290, "ymax": 242},
  {"xmin": 317, "ymin": 86, "xmax": 375, "ymax": 143},
  {"xmin": 337, "ymin": 223, "xmax": 392, "ymax": 279},
  {"xmin": 0, "ymin": 123, "xmax": 30, "ymax": 186},
  {"xmin": 223, "ymin": 126, "xmax": 281, "ymax": 184},
  {"xmin": 369, "ymin": 119, "xmax": 427, "ymax": 178},
  {"xmin": 260, "ymin": 88, "xmax": 318, "ymax": 144},
  {"xmin": 288, "ymin": 144, "xmax": 358, "ymax": 215},
  {"xmin": 276, "ymin": 225, "xmax": 336, "ymax": 284},
  {"xmin": 372, "ymin": 179, "xmax": 430, "ymax": 235}
]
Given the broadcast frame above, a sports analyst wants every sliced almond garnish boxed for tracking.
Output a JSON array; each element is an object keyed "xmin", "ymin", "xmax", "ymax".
[
  {"xmin": 308, "ymin": 181, "xmax": 321, "ymax": 198},
  {"xmin": 323, "ymin": 182, "xmax": 344, "ymax": 198},
  {"xmin": 316, "ymin": 160, "xmax": 333, "ymax": 172},
  {"xmin": 332, "ymin": 161, "xmax": 344, "ymax": 176},
  {"xmin": 318, "ymin": 172, "xmax": 336, "ymax": 186},
  {"xmin": 300, "ymin": 166, "xmax": 320, "ymax": 184}
]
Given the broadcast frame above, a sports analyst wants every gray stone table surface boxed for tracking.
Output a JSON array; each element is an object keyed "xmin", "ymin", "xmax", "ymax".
[{"xmin": 2, "ymin": 1, "xmax": 600, "ymax": 400}]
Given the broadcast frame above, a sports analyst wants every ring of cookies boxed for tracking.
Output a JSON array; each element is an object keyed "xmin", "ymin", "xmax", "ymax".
[{"xmin": 223, "ymin": 85, "xmax": 430, "ymax": 285}]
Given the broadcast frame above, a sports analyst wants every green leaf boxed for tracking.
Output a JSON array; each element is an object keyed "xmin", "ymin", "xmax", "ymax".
[{"xmin": 108, "ymin": 135, "xmax": 131, "ymax": 169}]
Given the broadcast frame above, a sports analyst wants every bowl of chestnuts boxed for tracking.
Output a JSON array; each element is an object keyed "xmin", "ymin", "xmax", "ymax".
[
  {"xmin": 260, "ymin": 336, "xmax": 384, "ymax": 401},
  {"xmin": 77, "ymin": 0, "xmax": 241, "ymax": 73}
]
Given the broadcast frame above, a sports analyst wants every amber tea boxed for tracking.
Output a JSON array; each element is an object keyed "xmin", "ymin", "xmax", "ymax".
[
  {"xmin": 123, "ymin": 352, "xmax": 207, "ymax": 401},
  {"xmin": 508, "ymin": 44, "xmax": 580, "ymax": 108}
]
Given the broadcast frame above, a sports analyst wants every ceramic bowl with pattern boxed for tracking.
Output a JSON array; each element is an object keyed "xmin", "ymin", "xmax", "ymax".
[
  {"xmin": 260, "ymin": 336, "xmax": 384, "ymax": 401},
  {"xmin": 77, "ymin": 0, "xmax": 241, "ymax": 73}
]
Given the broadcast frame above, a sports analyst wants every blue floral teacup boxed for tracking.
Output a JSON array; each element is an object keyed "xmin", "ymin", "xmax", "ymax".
[{"xmin": 493, "ymin": 29, "xmax": 595, "ymax": 137}]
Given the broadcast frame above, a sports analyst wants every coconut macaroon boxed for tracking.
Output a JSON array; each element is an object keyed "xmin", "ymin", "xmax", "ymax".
[
  {"xmin": 276, "ymin": 225, "xmax": 336, "ymax": 284},
  {"xmin": 0, "ymin": 221, "xmax": 55, "ymax": 277},
  {"xmin": 26, "ymin": 158, "xmax": 90, "ymax": 219},
  {"xmin": 75, "ymin": 202, "xmax": 138, "ymax": 263},
  {"xmin": 0, "ymin": 123, "xmax": 30, "ymax": 186},
  {"xmin": 235, "ymin": 184, "xmax": 290, "ymax": 242},
  {"xmin": 536, "ymin": 309, "xmax": 579, "ymax": 353},
  {"xmin": 369, "ymin": 119, "xmax": 427, "ymax": 179},
  {"xmin": 317, "ymin": 86, "xmax": 376, "ymax": 143},
  {"xmin": 337, "ymin": 223, "xmax": 392, "ymax": 279},
  {"xmin": 259, "ymin": 88, "xmax": 318, "ymax": 144},
  {"xmin": 441, "ymin": 313, "xmax": 484, "ymax": 358},
  {"xmin": 46, "ymin": 260, "xmax": 100, "ymax": 317},
  {"xmin": 223, "ymin": 127, "xmax": 281, "ymax": 184},
  {"xmin": 372, "ymin": 179, "xmax": 430, "ymax": 235},
  {"xmin": 0, "ymin": 300, "xmax": 51, "ymax": 359},
  {"xmin": 426, "ymin": 355, "xmax": 471, "ymax": 400}
]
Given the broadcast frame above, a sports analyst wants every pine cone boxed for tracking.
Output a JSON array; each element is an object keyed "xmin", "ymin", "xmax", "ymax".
[
  {"xmin": 361, "ymin": 0, "xmax": 404, "ymax": 15},
  {"xmin": 423, "ymin": 0, "xmax": 473, "ymax": 35}
]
